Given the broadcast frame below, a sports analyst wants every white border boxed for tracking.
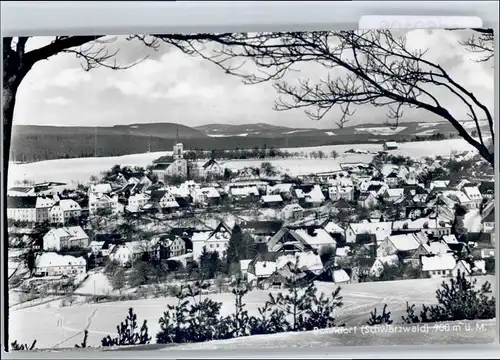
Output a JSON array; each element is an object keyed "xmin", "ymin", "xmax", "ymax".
[{"xmin": 1, "ymin": 1, "xmax": 499, "ymax": 358}]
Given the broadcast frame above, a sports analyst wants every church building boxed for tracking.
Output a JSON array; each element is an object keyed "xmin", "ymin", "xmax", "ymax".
[{"xmin": 152, "ymin": 130, "xmax": 188, "ymax": 180}]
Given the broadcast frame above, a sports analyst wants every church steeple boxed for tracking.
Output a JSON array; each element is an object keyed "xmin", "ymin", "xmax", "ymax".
[{"xmin": 173, "ymin": 128, "xmax": 184, "ymax": 160}]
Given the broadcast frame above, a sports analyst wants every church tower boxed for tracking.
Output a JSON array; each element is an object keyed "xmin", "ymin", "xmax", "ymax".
[{"xmin": 173, "ymin": 128, "xmax": 184, "ymax": 160}]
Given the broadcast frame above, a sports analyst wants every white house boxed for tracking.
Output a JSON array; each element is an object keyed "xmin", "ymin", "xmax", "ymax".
[
  {"xmin": 6, "ymin": 196, "xmax": 37, "ymax": 223},
  {"xmin": 89, "ymin": 192, "xmax": 122, "ymax": 216},
  {"xmin": 267, "ymin": 226, "xmax": 337, "ymax": 253},
  {"xmin": 159, "ymin": 192, "xmax": 180, "ymax": 211},
  {"xmin": 199, "ymin": 159, "xmax": 224, "ymax": 179},
  {"xmin": 34, "ymin": 252, "xmax": 87, "ymax": 277},
  {"xmin": 109, "ymin": 241, "xmax": 149, "ymax": 266},
  {"xmin": 346, "ymin": 222, "xmax": 393, "ymax": 244},
  {"xmin": 383, "ymin": 141, "xmax": 398, "ymax": 150},
  {"xmin": 370, "ymin": 254, "xmax": 399, "ymax": 277},
  {"xmin": 357, "ymin": 192, "xmax": 379, "ymax": 208},
  {"xmin": 429, "ymin": 180, "xmax": 450, "ymax": 190},
  {"xmin": 127, "ymin": 193, "xmax": 150, "ymax": 212},
  {"xmin": 191, "ymin": 187, "xmax": 220, "ymax": 207},
  {"xmin": 191, "ymin": 230, "xmax": 213, "ymax": 261},
  {"xmin": 462, "ymin": 185, "xmax": 483, "ymax": 209},
  {"xmin": 43, "ymin": 226, "xmax": 89, "ymax": 251},
  {"xmin": 421, "ymin": 253, "xmax": 456, "ymax": 279},
  {"xmin": 49, "ymin": 199, "xmax": 82, "ymax": 224},
  {"xmin": 268, "ymin": 183, "xmax": 295, "ymax": 200},
  {"xmin": 329, "ymin": 186, "xmax": 354, "ymax": 202},
  {"xmin": 384, "ymin": 188, "xmax": 405, "ymax": 202},
  {"xmin": 377, "ymin": 232, "xmax": 428, "ymax": 258},
  {"xmin": 278, "ymin": 203, "xmax": 304, "ymax": 221}
]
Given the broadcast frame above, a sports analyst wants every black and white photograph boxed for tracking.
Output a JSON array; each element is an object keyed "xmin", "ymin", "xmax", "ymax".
[{"xmin": 4, "ymin": 28, "xmax": 496, "ymax": 351}]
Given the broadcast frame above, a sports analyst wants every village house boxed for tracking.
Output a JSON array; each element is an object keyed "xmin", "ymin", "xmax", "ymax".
[
  {"xmin": 295, "ymin": 185, "xmax": 325, "ymax": 207},
  {"xmin": 152, "ymin": 142, "xmax": 188, "ymax": 180},
  {"xmin": 261, "ymin": 194, "xmax": 284, "ymax": 208},
  {"xmin": 6, "ymin": 196, "xmax": 37, "ymax": 223},
  {"xmin": 49, "ymin": 199, "xmax": 82, "ymax": 224},
  {"xmin": 88, "ymin": 240, "xmax": 106, "ymax": 255},
  {"xmin": 127, "ymin": 193, "xmax": 150, "ymax": 212},
  {"xmin": 240, "ymin": 220, "xmax": 283, "ymax": 244},
  {"xmin": 385, "ymin": 172, "xmax": 400, "ymax": 187},
  {"xmin": 43, "ymin": 226, "xmax": 89, "ymax": 251},
  {"xmin": 329, "ymin": 185, "xmax": 354, "ymax": 202},
  {"xmin": 199, "ymin": 158, "xmax": 224, "ymax": 179},
  {"xmin": 229, "ymin": 185, "xmax": 260, "ymax": 203},
  {"xmin": 33, "ymin": 252, "xmax": 87, "ymax": 277},
  {"xmin": 151, "ymin": 235, "xmax": 187, "ymax": 259},
  {"xmin": 278, "ymin": 203, "xmax": 305, "ymax": 221},
  {"xmin": 154, "ymin": 190, "xmax": 180, "ymax": 212},
  {"xmin": 89, "ymin": 190, "xmax": 122, "ymax": 216},
  {"xmin": 357, "ymin": 192, "xmax": 379, "ymax": 208},
  {"xmin": 383, "ymin": 188, "xmax": 405, "ymax": 202},
  {"xmin": 421, "ymin": 253, "xmax": 456, "ymax": 279},
  {"xmin": 331, "ymin": 268, "xmax": 354, "ymax": 284},
  {"xmin": 383, "ymin": 141, "xmax": 398, "ymax": 151},
  {"xmin": 109, "ymin": 241, "xmax": 149, "ymax": 266},
  {"xmin": 451, "ymin": 259, "xmax": 486, "ymax": 277},
  {"xmin": 376, "ymin": 231, "xmax": 429, "ymax": 259},
  {"xmin": 370, "ymin": 254, "xmax": 399, "ymax": 277},
  {"xmin": 191, "ymin": 222, "xmax": 233, "ymax": 261},
  {"xmin": 345, "ymin": 221, "xmax": 393, "ymax": 244},
  {"xmin": 267, "ymin": 225, "xmax": 337, "ymax": 253},
  {"xmin": 429, "ymin": 180, "xmax": 451, "ymax": 190},
  {"xmin": 267, "ymin": 183, "xmax": 295, "ymax": 201},
  {"xmin": 191, "ymin": 187, "xmax": 221, "ymax": 207},
  {"xmin": 462, "ymin": 184, "xmax": 483, "ymax": 209}
]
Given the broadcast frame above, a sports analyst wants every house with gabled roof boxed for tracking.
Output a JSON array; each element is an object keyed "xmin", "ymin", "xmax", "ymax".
[
  {"xmin": 191, "ymin": 222, "xmax": 233, "ymax": 261},
  {"xmin": 346, "ymin": 221, "xmax": 393, "ymax": 244},
  {"xmin": 267, "ymin": 225, "xmax": 336, "ymax": 253},
  {"xmin": 385, "ymin": 172, "xmax": 400, "ymax": 187},
  {"xmin": 198, "ymin": 158, "xmax": 224, "ymax": 179},
  {"xmin": 421, "ymin": 253, "xmax": 456, "ymax": 279},
  {"xmin": 357, "ymin": 192, "xmax": 379, "ymax": 208},
  {"xmin": 278, "ymin": 203, "xmax": 305, "ymax": 221},
  {"xmin": 376, "ymin": 231, "xmax": 428, "ymax": 259},
  {"xmin": 43, "ymin": 226, "xmax": 89, "ymax": 251}
]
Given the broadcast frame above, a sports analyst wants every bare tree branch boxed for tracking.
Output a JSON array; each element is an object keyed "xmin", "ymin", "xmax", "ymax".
[{"xmin": 141, "ymin": 29, "xmax": 493, "ymax": 165}]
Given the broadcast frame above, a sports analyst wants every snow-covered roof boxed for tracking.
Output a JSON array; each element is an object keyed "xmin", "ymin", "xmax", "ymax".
[
  {"xmin": 293, "ymin": 228, "xmax": 336, "ymax": 247},
  {"xmin": 240, "ymin": 259, "xmax": 252, "ymax": 272},
  {"xmin": 387, "ymin": 233, "xmax": 422, "ymax": 252},
  {"xmin": 36, "ymin": 197, "xmax": 55, "ymax": 208},
  {"xmin": 336, "ymin": 246, "xmax": 350, "ymax": 257},
  {"xmin": 191, "ymin": 231, "xmax": 212, "ymax": 242},
  {"xmin": 254, "ymin": 261, "xmax": 277, "ymax": 277},
  {"xmin": 268, "ymin": 183, "xmax": 294, "ymax": 193},
  {"xmin": 443, "ymin": 190, "xmax": 471, "ymax": 204},
  {"xmin": 91, "ymin": 183, "xmax": 112, "ymax": 194},
  {"xmin": 323, "ymin": 221, "xmax": 344, "ymax": 234},
  {"xmin": 304, "ymin": 185, "xmax": 325, "ymax": 203},
  {"xmin": 375, "ymin": 254, "xmax": 399, "ymax": 266},
  {"xmin": 421, "ymin": 254, "xmax": 456, "ymax": 272},
  {"xmin": 442, "ymin": 234, "xmax": 459, "ymax": 244},
  {"xmin": 386, "ymin": 188, "xmax": 405, "ymax": 199},
  {"xmin": 349, "ymin": 222, "xmax": 393, "ymax": 241},
  {"xmin": 463, "ymin": 186, "xmax": 482, "ymax": 200},
  {"xmin": 427, "ymin": 241, "xmax": 451, "ymax": 255},
  {"xmin": 194, "ymin": 187, "xmax": 220, "ymax": 199},
  {"xmin": 45, "ymin": 226, "xmax": 88, "ymax": 240},
  {"xmin": 430, "ymin": 180, "xmax": 450, "ymax": 190},
  {"xmin": 332, "ymin": 269, "xmax": 351, "ymax": 283},
  {"xmin": 281, "ymin": 203, "xmax": 304, "ymax": 213},
  {"xmin": 231, "ymin": 186, "xmax": 259, "ymax": 197},
  {"xmin": 276, "ymin": 252, "xmax": 324, "ymax": 272},
  {"xmin": 58, "ymin": 199, "xmax": 81, "ymax": 211},
  {"xmin": 129, "ymin": 193, "xmax": 150, "ymax": 201},
  {"xmin": 35, "ymin": 252, "xmax": 86, "ymax": 268},
  {"xmin": 261, "ymin": 194, "xmax": 283, "ymax": 203}
]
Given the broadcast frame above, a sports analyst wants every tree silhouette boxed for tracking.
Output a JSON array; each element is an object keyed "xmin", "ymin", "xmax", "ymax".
[{"xmin": 148, "ymin": 29, "xmax": 494, "ymax": 166}]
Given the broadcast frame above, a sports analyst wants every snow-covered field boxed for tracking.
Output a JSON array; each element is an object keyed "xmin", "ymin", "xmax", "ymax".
[
  {"xmin": 355, "ymin": 127, "xmax": 407, "ymax": 136},
  {"xmin": 9, "ymin": 276, "xmax": 494, "ymax": 349},
  {"xmin": 7, "ymin": 138, "xmax": 478, "ymax": 187}
]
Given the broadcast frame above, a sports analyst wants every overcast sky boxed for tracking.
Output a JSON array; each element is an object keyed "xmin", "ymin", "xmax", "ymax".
[{"xmin": 13, "ymin": 29, "xmax": 494, "ymax": 129}]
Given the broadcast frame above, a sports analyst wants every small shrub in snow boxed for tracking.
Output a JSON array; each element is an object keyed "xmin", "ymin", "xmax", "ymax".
[
  {"xmin": 101, "ymin": 308, "xmax": 151, "ymax": 347},
  {"xmin": 367, "ymin": 304, "xmax": 393, "ymax": 326},
  {"xmin": 402, "ymin": 270, "xmax": 496, "ymax": 324},
  {"xmin": 10, "ymin": 340, "xmax": 37, "ymax": 351}
]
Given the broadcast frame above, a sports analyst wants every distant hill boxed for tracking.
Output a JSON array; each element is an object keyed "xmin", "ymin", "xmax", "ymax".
[
  {"xmin": 13, "ymin": 122, "xmax": 207, "ymax": 139},
  {"xmin": 195, "ymin": 120, "xmax": 489, "ymax": 139},
  {"xmin": 10, "ymin": 120, "xmax": 488, "ymax": 162}
]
